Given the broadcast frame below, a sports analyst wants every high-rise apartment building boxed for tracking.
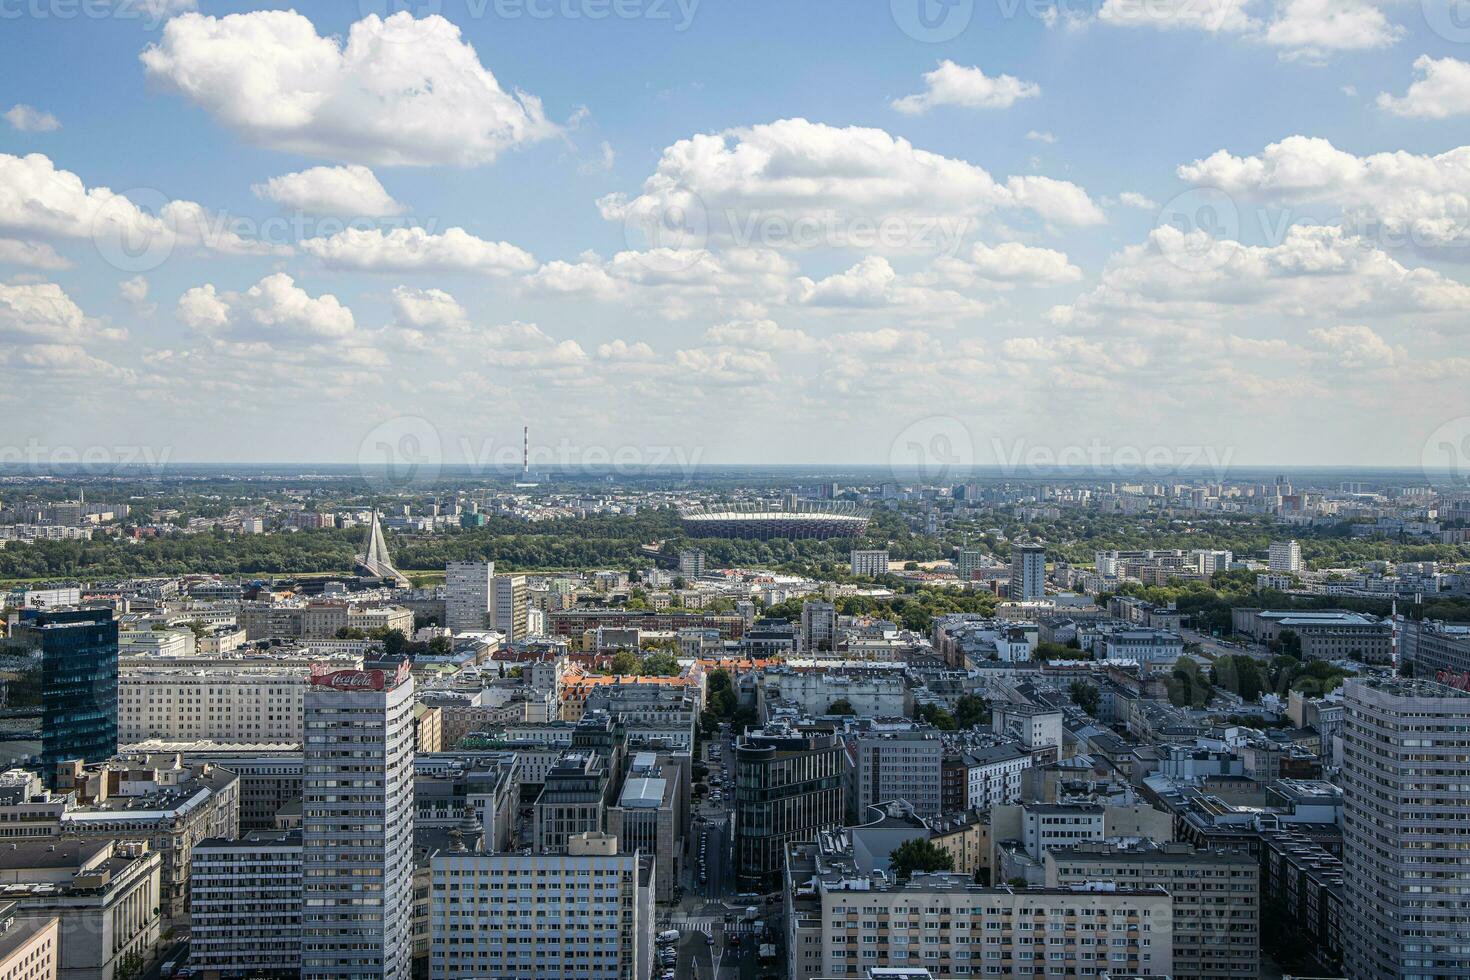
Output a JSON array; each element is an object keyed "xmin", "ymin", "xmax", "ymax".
[
  {"xmin": 854, "ymin": 730, "xmax": 943, "ymax": 816},
  {"xmin": 1341, "ymin": 677, "xmax": 1470, "ymax": 980},
  {"xmin": 677, "ymin": 549, "xmax": 705, "ymax": 579},
  {"xmin": 445, "ymin": 560, "xmax": 494, "ymax": 632},
  {"xmin": 734, "ymin": 727, "xmax": 845, "ymax": 892},
  {"xmin": 956, "ymin": 548, "xmax": 986, "ymax": 582},
  {"xmin": 800, "ymin": 600, "xmax": 837, "ymax": 655},
  {"xmin": 849, "ymin": 549, "xmax": 889, "ymax": 577},
  {"xmin": 1009, "ymin": 544, "xmax": 1047, "ymax": 601},
  {"xmin": 1045, "ymin": 840, "xmax": 1260, "ymax": 980},
  {"xmin": 492, "ymin": 575, "xmax": 528, "ymax": 641},
  {"xmin": 191, "ymin": 830, "xmax": 303, "ymax": 977},
  {"xmin": 429, "ymin": 830, "xmax": 655, "ymax": 980},
  {"xmin": 11, "ymin": 608, "xmax": 118, "ymax": 782},
  {"xmin": 302, "ymin": 663, "xmax": 416, "ymax": 980},
  {"xmin": 1268, "ymin": 539, "xmax": 1303, "ymax": 574}
]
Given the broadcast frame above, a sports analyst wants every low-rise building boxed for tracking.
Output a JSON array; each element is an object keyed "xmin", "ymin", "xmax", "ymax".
[{"xmin": 0, "ymin": 839, "xmax": 161, "ymax": 980}]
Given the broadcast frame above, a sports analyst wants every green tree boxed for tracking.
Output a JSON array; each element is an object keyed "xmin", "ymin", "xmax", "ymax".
[
  {"xmin": 916, "ymin": 703, "xmax": 957, "ymax": 731},
  {"xmin": 1035, "ymin": 641, "xmax": 1090, "ymax": 661},
  {"xmin": 1069, "ymin": 681, "xmax": 1100, "ymax": 716},
  {"xmin": 609, "ymin": 651, "xmax": 640, "ymax": 675},
  {"xmin": 890, "ymin": 838, "xmax": 954, "ymax": 880},
  {"xmin": 639, "ymin": 652, "xmax": 679, "ymax": 676},
  {"xmin": 828, "ymin": 698, "xmax": 857, "ymax": 716},
  {"xmin": 953, "ymin": 695, "xmax": 989, "ymax": 729}
]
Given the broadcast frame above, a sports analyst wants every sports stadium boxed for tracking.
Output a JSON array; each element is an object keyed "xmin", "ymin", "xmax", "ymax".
[{"xmin": 679, "ymin": 501, "xmax": 872, "ymax": 540}]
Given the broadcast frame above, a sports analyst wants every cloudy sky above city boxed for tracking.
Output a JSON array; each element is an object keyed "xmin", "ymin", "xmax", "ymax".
[{"xmin": 2, "ymin": 0, "xmax": 1469, "ymax": 469}]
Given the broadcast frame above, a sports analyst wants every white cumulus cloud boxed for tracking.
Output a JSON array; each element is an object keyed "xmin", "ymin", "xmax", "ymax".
[
  {"xmin": 891, "ymin": 61, "xmax": 1041, "ymax": 114},
  {"xmin": 253, "ymin": 165, "xmax": 404, "ymax": 217},
  {"xmin": 141, "ymin": 10, "xmax": 558, "ymax": 167}
]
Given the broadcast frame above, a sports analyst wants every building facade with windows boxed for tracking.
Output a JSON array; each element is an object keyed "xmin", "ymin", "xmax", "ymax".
[{"xmin": 302, "ymin": 663, "xmax": 416, "ymax": 980}]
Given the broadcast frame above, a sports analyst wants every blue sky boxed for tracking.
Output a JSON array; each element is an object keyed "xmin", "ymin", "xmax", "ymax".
[{"xmin": 2, "ymin": 0, "xmax": 1469, "ymax": 472}]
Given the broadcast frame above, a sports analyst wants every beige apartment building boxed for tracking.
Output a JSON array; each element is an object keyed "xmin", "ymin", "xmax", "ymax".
[
  {"xmin": 1044, "ymin": 840, "xmax": 1259, "ymax": 980},
  {"xmin": 785, "ymin": 829, "xmax": 1173, "ymax": 980}
]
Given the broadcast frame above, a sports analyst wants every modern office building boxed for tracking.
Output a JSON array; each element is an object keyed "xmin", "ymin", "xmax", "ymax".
[
  {"xmin": 1341, "ymin": 677, "xmax": 1470, "ymax": 980},
  {"xmin": 604, "ymin": 751, "xmax": 684, "ymax": 903},
  {"xmin": 533, "ymin": 751, "xmax": 612, "ymax": 854},
  {"xmin": 1268, "ymin": 539, "xmax": 1303, "ymax": 574},
  {"xmin": 734, "ymin": 726, "xmax": 845, "ymax": 891},
  {"xmin": 1008, "ymin": 544, "xmax": 1046, "ymax": 601},
  {"xmin": 428, "ymin": 830, "xmax": 654, "ymax": 980},
  {"xmin": 190, "ymin": 830, "xmax": 302, "ymax": 978},
  {"xmin": 849, "ymin": 550, "xmax": 889, "ymax": 577},
  {"xmin": 10, "ymin": 608, "xmax": 119, "ymax": 783},
  {"xmin": 492, "ymin": 575, "xmax": 529, "ymax": 641},
  {"xmin": 445, "ymin": 560, "xmax": 494, "ymax": 633},
  {"xmin": 302, "ymin": 662, "xmax": 416, "ymax": 980}
]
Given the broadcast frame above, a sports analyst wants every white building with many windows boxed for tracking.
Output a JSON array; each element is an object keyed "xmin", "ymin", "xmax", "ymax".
[
  {"xmin": 118, "ymin": 666, "xmax": 307, "ymax": 743},
  {"xmin": 429, "ymin": 830, "xmax": 655, "ymax": 980},
  {"xmin": 303, "ymin": 663, "xmax": 416, "ymax": 980},
  {"xmin": 445, "ymin": 561, "xmax": 494, "ymax": 633},
  {"xmin": 190, "ymin": 830, "xmax": 302, "ymax": 977}
]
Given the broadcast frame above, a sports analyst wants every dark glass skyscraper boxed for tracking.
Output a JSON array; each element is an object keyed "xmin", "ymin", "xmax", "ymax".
[{"xmin": 13, "ymin": 607, "xmax": 119, "ymax": 782}]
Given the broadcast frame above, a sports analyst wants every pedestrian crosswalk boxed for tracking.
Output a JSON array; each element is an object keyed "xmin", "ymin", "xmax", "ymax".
[{"xmin": 666, "ymin": 916, "xmax": 763, "ymax": 935}]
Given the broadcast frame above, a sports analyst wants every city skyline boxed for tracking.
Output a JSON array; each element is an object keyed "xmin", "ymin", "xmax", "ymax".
[{"xmin": 3, "ymin": 1, "xmax": 1469, "ymax": 465}]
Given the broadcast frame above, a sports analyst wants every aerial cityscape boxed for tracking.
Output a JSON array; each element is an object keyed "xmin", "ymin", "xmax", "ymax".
[{"xmin": 5, "ymin": 0, "xmax": 1470, "ymax": 978}]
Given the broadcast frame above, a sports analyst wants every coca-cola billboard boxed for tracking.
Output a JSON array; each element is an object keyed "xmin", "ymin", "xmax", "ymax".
[
  {"xmin": 1436, "ymin": 669, "xmax": 1470, "ymax": 693},
  {"xmin": 310, "ymin": 666, "xmax": 386, "ymax": 691}
]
